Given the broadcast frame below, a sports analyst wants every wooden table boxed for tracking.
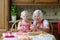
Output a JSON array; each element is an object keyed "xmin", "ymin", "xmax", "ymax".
[{"xmin": 2, "ymin": 32, "xmax": 56, "ymax": 40}]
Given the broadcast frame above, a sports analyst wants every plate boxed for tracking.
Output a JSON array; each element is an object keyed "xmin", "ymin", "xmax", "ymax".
[{"xmin": 28, "ymin": 32, "xmax": 41, "ymax": 35}]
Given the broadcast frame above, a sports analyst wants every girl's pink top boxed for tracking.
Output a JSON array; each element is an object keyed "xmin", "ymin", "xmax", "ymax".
[{"xmin": 19, "ymin": 22, "xmax": 30, "ymax": 32}]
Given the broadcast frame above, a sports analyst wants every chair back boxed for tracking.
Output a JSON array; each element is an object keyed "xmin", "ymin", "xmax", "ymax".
[
  {"xmin": 49, "ymin": 22, "xmax": 53, "ymax": 34},
  {"xmin": 11, "ymin": 20, "xmax": 20, "ymax": 32}
]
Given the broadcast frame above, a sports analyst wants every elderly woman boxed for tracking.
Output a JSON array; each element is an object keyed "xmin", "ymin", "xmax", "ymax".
[{"xmin": 32, "ymin": 10, "xmax": 50, "ymax": 33}]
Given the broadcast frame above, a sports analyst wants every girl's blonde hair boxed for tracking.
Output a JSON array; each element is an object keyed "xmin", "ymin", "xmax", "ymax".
[
  {"xmin": 20, "ymin": 10, "xmax": 30, "ymax": 18},
  {"xmin": 33, "ymin": 10, "xmax": 43, "ymax": 20}
]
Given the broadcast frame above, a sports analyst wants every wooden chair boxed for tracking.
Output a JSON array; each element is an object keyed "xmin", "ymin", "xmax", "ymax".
[
  {"xmin": 49, "ymin": 22, "xmax": 53, "ymax": 34},
  {"xmin": 10, "ymin": 20, "xmax": 21, "ymax": 32}
]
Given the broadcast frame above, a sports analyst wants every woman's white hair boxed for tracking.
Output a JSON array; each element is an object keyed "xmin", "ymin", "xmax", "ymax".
[
  {"xmin": 33, "ymin": 10, "xmax": 43, "ymax": 20},
  {"xmin": 20, "ymin": 10, "xmax": 30, "ymax": 18}
]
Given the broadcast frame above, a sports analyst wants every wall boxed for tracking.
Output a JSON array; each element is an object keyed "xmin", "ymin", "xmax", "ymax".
[{"xmin": 15, "ymin": 5, "xmax": 60, "ymax": 20}]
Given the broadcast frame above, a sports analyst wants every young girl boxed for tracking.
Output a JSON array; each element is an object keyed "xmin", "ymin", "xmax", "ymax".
[
  {"xmin": 32, "ymin": 10, "xmax": 50, "ymax": 33},
  {"xmin": 18, "ymin": 10, "xmax": 32, "ymax": 32}
]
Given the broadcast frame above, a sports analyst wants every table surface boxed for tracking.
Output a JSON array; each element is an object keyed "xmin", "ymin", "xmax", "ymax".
[{"xmin": 2, "ymin": 32, "xmax": 56, "ymax": 40}]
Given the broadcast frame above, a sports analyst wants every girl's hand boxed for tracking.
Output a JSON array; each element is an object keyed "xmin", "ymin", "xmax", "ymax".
[
  {"xmin": 30, "ymin": 24, "xmax": 34, "ymax": 30},
  {"xmin": 30, "ymin": 26, "xmax": 37, "ymax": 32},
  {"xmin": 30, "ymin": 26, "xmax": 34, "ymax": 31},
  {"xmin": 36, "ymin": 24, "xmax": 40, "ymax": 27}
]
